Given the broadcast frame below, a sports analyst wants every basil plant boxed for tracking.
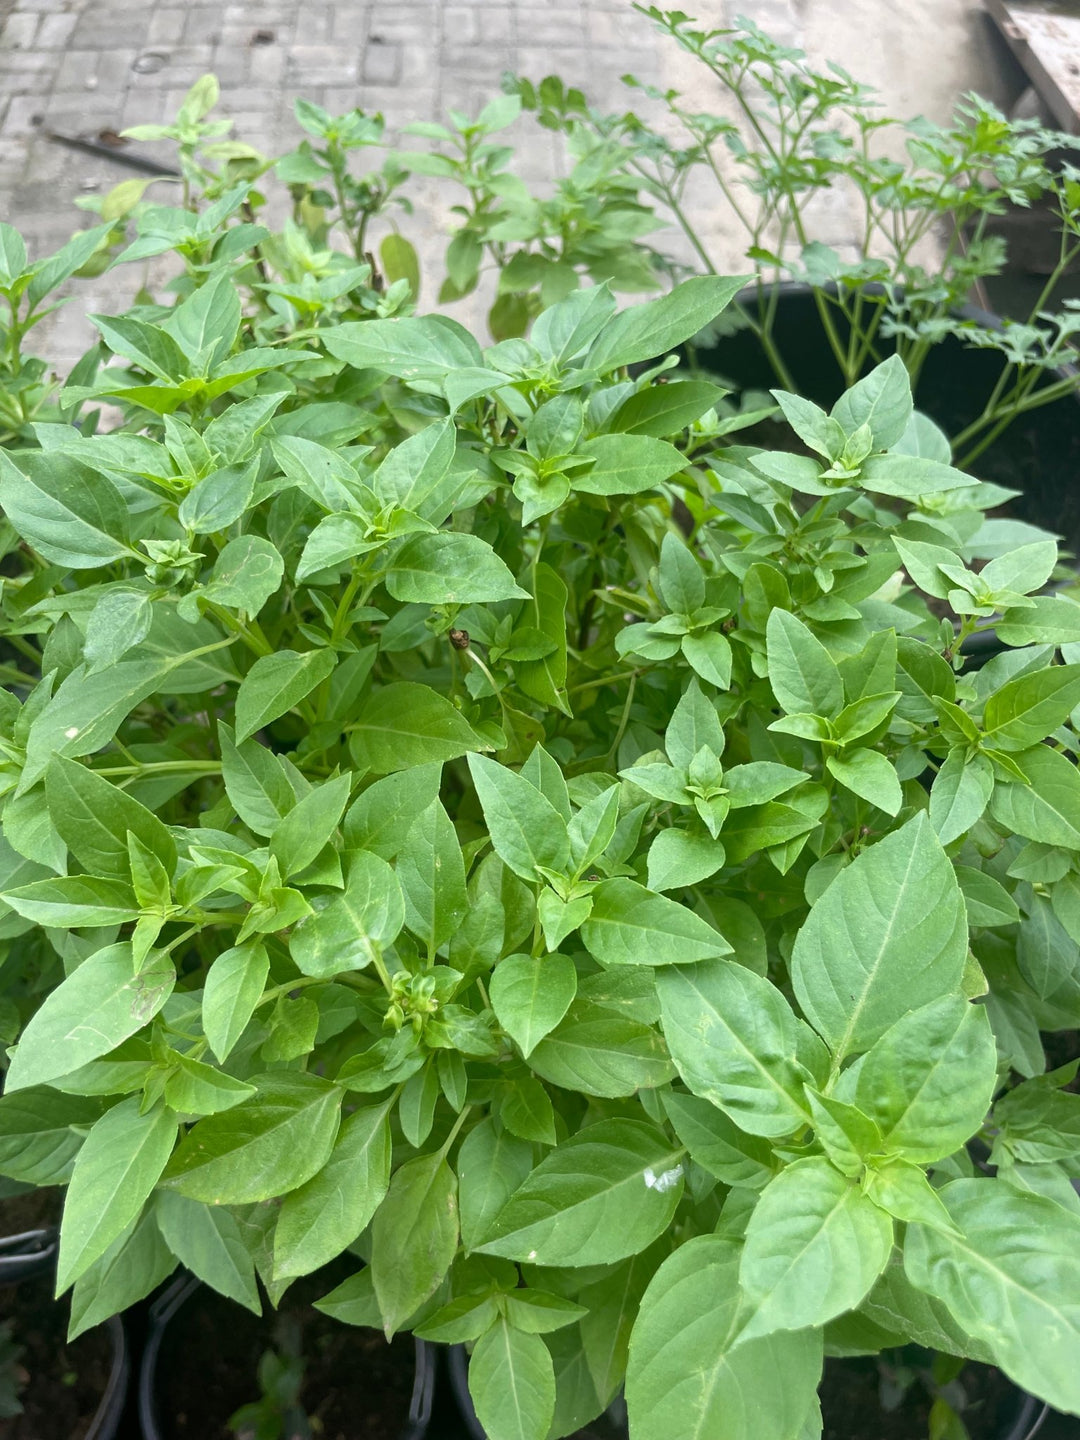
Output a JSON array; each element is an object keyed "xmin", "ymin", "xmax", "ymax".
[{"xmin": 0, "ymin": 219, "xmax": 1079, "ymax": 1440}]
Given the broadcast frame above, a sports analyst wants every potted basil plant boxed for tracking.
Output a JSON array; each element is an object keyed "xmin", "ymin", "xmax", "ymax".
[{"xmin": 0, "ymin": 216, "xmax": 1077, "ymax": 1440}]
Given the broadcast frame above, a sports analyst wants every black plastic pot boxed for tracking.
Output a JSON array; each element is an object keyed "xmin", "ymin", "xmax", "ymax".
[
  {"xmin": 696, "ymin": 282, "xmax": 1080, "ymax": 553},
  {"xmin": 0, "ymin": 1224, "xmax": 129, "ymax": 1440},
  {"xmin": 138, "ymin": 1273, "xmax": 435, "ymax": 1440},
  {"xmin": 448, "ymin": 1344, "xmax": 1046, "ymax": 1440}
]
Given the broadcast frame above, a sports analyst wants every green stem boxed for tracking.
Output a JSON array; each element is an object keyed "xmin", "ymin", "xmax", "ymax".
[
  {"xmin": 438, "ymin": 1105, "xmax": 473, "ymax": 1158},
  {"xmin": 953, "ymin": 372, "xmax": 1080, "ymax": 465}
]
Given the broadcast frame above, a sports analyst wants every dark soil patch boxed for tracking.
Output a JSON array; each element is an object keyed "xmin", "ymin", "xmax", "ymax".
[
  {"xmin": 819, "ymin": 1354, "xmax": 1026, "ymax": 1440},
  {"xmin": 151, "ymin": 1264, "xmax": 418, "ymax": 1440},
  {"xmin": 0, "ymin": 1270, "xmax": 117, "ymax": 1440}
]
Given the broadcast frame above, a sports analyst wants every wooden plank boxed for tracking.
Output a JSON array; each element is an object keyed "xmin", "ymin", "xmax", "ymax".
[{"xmin": 986, "ymin": 0, "xmax": 1080, "ymax": 131}]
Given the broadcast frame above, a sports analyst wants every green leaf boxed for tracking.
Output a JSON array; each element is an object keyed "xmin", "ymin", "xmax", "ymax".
[
  {"xmin": 529, "ymin": 1002, "xmax": 674, "ymax": 1098},
  {"xmin": 67, "ymin": 1211, "xmax": 176, "ymax": 1341},
  {"xmin": 342, "ymin": 766, "xmax": 443, "ymax": 861},
  {"xmin": 490, "ymin": 952, "xmax": 577, "ymax": 1056},
  {"xmin": 274, "ymin": 1100, "xmax": 392, "ymax": 1278},
  {"xmin": 155, "ymin": 1191, "xmax": 260, "ymax": 1312},
  {"xmin": 739, "ymin": 1157, "xmax": 893, "ymax": 1337},
  {"xmin": 313, "ymin": 1268, "xmax": 382, "ymax": 1328},
  {"xmin": 235, "ymin": 649, "xmax": 337, "ymax": 744},
  {"xmin": 349, "ymin": 682, "xmax": 487, "ymax": 773},
  {"xmin": 609, "ymin": 380, "xmax": 724, "ymax": 437},
  {"xmin": 290, "ymin": 851, "xmax": 403, "ymax": 978},
  {"xmin": 197, "ymin": 534, "xmax": 283, "ymax": 617},
  {"xmin": 859, "ymin": 453, "xmax": 976, "ymax": 499},
  {"xmin": 469, "ymin": 1319, "xmax": 556, "ymax": 1440},
  {"xmin": 380, "ymin": 232, "xmax": 420, "ymax": 296},
  {"xmin": 585, "ymin": 276, "xmax": 748, "ymax": 373},
  {"xmin": 504, "ymin": 1290, "xmax": 588, "ymax": 1335},
  {"xmin": 682, "ymin": 631, "xmax": 733, "ymax": 689},
  {"xmin": 163, "ymin": 266, "xmax": 240, "ymax": 365},
  {"xmin": 467, "ymin": 754, "xmax": 570, "ymax": 881},
  {"xmin": 581, "ymin": 878, "xmax": 731, "ymax": 967},
  {"xmin": 45, "ymin": 756, "xmax": 176, "ymax": 878},
  {"xmin": 57, "ymin": 1097, "xmax": 176, "ymax": 1292},
  {"xmin": 0, "ymin": 223, "xmax": 28, "ymax": 284},
  {"xmin": 323, "ymin": 313, "xmax": 483, "ymax": 373},
  {"xmin": 766, "ymin": 609, "xmax": 843, "ymax": 718},
  {"xmin": 904, "ymin": 1179, "xmax": 1080, "ymax": 1415},
  {"xmin": 387, "ymin": 532, "xmax": 528, "ymax": 604},
  {"xmin": 26, "ymin": 225, "xmax": 110, "ymax": 309},
  {"xmin": 791, "ymin": 813, "xmax": 968, "ymax": 1059},
  {"xmin": 370, "ymin": 1151, "xmax": 458, "ymax": 1335},
  {"xmin": 626, "ymin": 1234, "xmax": 823, "ymax": 1440},
  {"xmin": 529, "ymin": 285, "xmax": 615, "ymax": 363},
  {"xmin": 83, "ymin": 588, "xmax": 153, "ymax": 672},
  {"xmin": 983, "ymin": 665, "xmax": 1080, "ymax": 751},
  {"xmin": 163, "ymin": 1053, "xmax": 255, "ymax": 1116},
  {"xmin": 0, "ymin": 450, "xmax": 133, "ymax": 568},
  {"xmin": 475, "ymin": 1119, "xmax": 684, "ymax": 1265},
  {"xmin": 981, "ymin": 539, "xmax": 1058, "ymax": 597},
  {"xmin": 990, "ymin": 745, "xmax": 1080, "ymax": 850},
  {"xmin": 202, "ymin": 941, "xmax": 269, "ymax": 1063},
  {"xmin": 831, "ymin": 355, "xmax": 912, "ymax": 450},
  {"xmin": 6, "ymin": 945, "xmax": 174, "ymax": 1092},
  {"xmin": 515, "ymin": 562, "xmax": 570, "ymax": 714},
  {"xmin": 415, "ymin": 1293, "xmax": 500, "ymax": 1344},
  {"xmin": 956, "ymin": 866, "xmax": 1020, "ymax": 928},
  {"xmin": 269, "ymin": 771, "xmax": 351, "ymax": 879},
  {"xmin": 662, "ymin": 1090, "xmax": 775, "ymax": 1189},
  {"xmin": 0, "ymin": 1089, "xmax": 103, "ymax": 1185},
  {"xmin": 160, "ymin": 1073, "xmax": 341, "ymax": 1203},
  {"xmin": 865, "ymin": 1159, "xmax": 959, "ymax": 1233},
  {"xmin": 929, "ymin": 749, "xmax": 994, "ymax": 846},
  {"xmin": 458, "ymin": 1118, "xmax": 534, "ymax": 1253},
  {"xmin": 572, "ymin": 434, "xmax": 686, "ymax": 496},
  {"xmin": 657, "ymin": 532, "xmax": 705, "ymax": 615},
  {"xmin": 219, "ymin": 726, "xmax": 295, "ymax": 837},
  {"xmin": 398, "ymin": 799, "xmax": 468, "ymax": 955},
  {"xmin": 861, "ymin": 1258, "xmax": 996, "ymax": 1365},
  {"xmin": 665, "ymin": 680, "xmax": 726, "ymax": 770},
  {"xmin": 1016, "ymin": 891, "xmax": 1077, "ymax": 999},
  {"xmin": 646, "ymin": 827, "xmax": 726, "ymax": 891},
  {"xmin": 843, "ymin": 996, "xmax": 997, "ymax": 1163},
  {"xmin": 996, "ymin": 595, "xmax": 1080, "ymax": 646},
  {"xmin": 1, "ymin": 874, "xmax": 139, "ymax": 928},
  {"xmin": 178, "ymin": 458, "xmax": 257, "ymax": 533},
  {"xmin": 500, "ymin": 1076, "xmax": 557, "ymax": 1146},
  {"xmin": 826, "ymin": 748, "xmax": 902, "ymax": 816},
  {"xmin": 656, "ymin": 960, "xmax": 812, "ymax": 1138}
]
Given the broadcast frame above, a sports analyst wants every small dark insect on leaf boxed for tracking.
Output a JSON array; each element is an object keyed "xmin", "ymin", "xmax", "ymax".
[{"xmin": 449, "ymin": 629, "xmax": 470, "ymax": 650}]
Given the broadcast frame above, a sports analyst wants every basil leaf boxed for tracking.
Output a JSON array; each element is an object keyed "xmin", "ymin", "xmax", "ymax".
[
  {"xmin": 626, "ymin": 1234, "xmax": 823, "ymax": 1440},
  {"xmin": 791, "ymin": 813, "xmax": 967, "ymax": 1058},
  {"xmin": 740, "ymin": 1157, "xmax": 893, "ymax": 1337},
  {"xmin": 475, "ymin": 1119, "xmax": 684, "ymax": 1266},
  {"xmin": 6, "ymin": 945, "xmax": 174, "ymax": 1092},
  {"xmin": 160, "ymin": 1073, "xmax": 341, "ymax": 1203},
  {"xmin": 905, "ymin": 1179, "xmax": 1080, "ymax": 1414}
]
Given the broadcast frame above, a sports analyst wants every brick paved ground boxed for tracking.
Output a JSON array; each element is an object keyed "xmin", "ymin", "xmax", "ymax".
[{"xmin": 0, "ymin": 0, "xmax": 1015, "ymax": 371}]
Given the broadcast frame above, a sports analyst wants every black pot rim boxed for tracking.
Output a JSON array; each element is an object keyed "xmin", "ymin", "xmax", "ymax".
[
  {"xmin": 0, "ymin": 1225, "xmax": 58, "ymax": 1284},
  {"xmin": 137, "ymin": 1271, "xmax": 435, "ymax": 1440},
  {"xmin": 87, "ymin": 1312, "xmax": 129, "ymax": 1440},
  {"xmin": 718, "ymin": 277, "xmax": 1080, "ymax": 391},
  {"xmin": 447, "ymin": 1344, "xmax": 1047, "ymax": 1440}
]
